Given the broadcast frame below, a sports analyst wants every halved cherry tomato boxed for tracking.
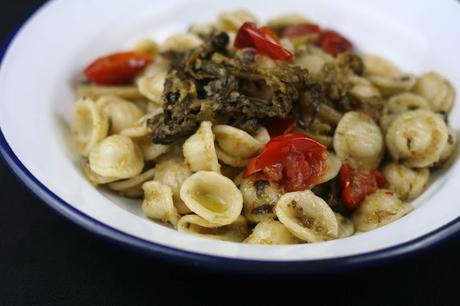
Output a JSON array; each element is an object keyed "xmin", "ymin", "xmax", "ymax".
[
  {"xmin": 84, "ymin": 51, "xmax": 153, "ymax": 85},
  {"xmin": 265, "ymin": 117, "xmax": 297, "ymax": 137},
  {"xmin": 234, "ymin": 22, "xmax": 293, "ymax": 61},
  {"xmin": 282, "ymin": 23, "xmax": 321, "ymax": 38},
  {"xmin": 244, "ymin": 133, "xmax": 328, "ymax": 191},
  {"xmin": 339, "ymin": 164, "xmax": 388, "ymax": 209},
  {"xmin": 317, "ymin": 30, "xmax": 353, "ymax": 57}
]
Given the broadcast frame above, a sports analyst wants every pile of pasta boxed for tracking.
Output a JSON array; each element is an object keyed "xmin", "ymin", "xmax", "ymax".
[{"xmin": 72, "ymin": 10, "xmax": 457, "ymax": 245}]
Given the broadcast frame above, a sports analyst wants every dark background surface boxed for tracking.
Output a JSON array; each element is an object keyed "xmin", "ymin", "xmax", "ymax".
[{"xmin": 1, "ymin": 1, "xmax": 460, "ymax": 305}]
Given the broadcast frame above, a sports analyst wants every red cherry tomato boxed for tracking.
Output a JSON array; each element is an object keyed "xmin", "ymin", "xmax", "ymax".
[
  {"xmin": 244, "ymin": 133, "xmax": 328, "ymax": 191},
  {"xmin": 317, "ymin": 30, "xmax": 353, "ymax": 57},
  {"xmin": 339, "ymin": 164, "xmax": 388, "ymax": 209},
  {"xmin": 282, "ymin": 23, "xmax": 321, "ymax": 38},
  {"xmin": 234, "ymin": 22, "xmax": 293, "ymax": 61},
  {"xmin": 84, "ymin": 51, "xmax": 153, "ymax": 85},
  {"xmin": 265, "ymin": 117, "xmax": 297, "ymax": 137}
]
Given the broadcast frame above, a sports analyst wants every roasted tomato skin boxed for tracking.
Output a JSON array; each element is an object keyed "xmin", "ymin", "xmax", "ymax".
[
  {"xmin": 234, "ymin": 22, "xmax": 293, "ymax": 61},
  {"xmin": 245, "ymin": 133, "xmax": 328, "ymax": 192},
  {"xmin": 84, "ymin": 51, "xmax": 153, "ymax": 85},
  {"xmin": 282, "ymin": 23, "xmax": 321, "ymax": 38},
  {"xmin": 340, "ymin": 164, "xmax": 388, "ymax": 209},
  {"xmin": 317, "ymin": 30, "xmax": 353, "ymax": 57}
]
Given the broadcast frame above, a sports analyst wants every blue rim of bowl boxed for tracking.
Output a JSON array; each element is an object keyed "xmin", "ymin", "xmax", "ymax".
[{"xmin": 1, "ymin": 0, "xmax": 460, "ymax": 275}]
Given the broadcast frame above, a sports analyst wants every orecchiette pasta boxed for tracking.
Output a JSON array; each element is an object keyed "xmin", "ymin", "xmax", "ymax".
[
  {"xmin": 97, "ymin": 95, "xmax": 145, "ymax": 134},
  {"xmin": 137, "ymin": 72, "xmax": 167, "ymax": 104},
  {"xmin": 71, "ymin": 97, "xmax": 109, "ymax": 157},
  {"xmin": 267, "ymin": 14, "xmax": 310, "ymax": 28},
  {"xmin": 335, "ymin": 213, "xmax": 355, "ymax": 238},
  {"xmin": 413, "ymin": 72, "xmax": 455, "ymax": 113},
  {"xmin": 140, "ymin": 139, "xmax": 170, "ymax": 161},
  {"xmin": 132, "ymin": 39, "xmax": 159, "ymax": 56},
  {"xmin": 77, "ymin": 84, "xmax": 144, "ymax": 100},
  {"xmin": 177, "ymin": 215, "xmax": 249, "ymax": 242},
  {"xmin": 438, "ymin": 128, "xmax": 458, "ymax": 165},
  {"xmin": 215, "ymin": 146, "xmax": 248, "ymax": 167},
  {"xmin": 368, "ymin": 74, "xmax": 416, "ymax": 97},
  {"xmin": 142, "ymin": 180, "xmax": 179, "ymax": 227},
  {"xmin": 253, "ymin": 127, "xmax": 271, "ymax": 145},
  {"xmin": 154, "ymin": 158, "xmax": 192, "ymax": 215},
  {"xmin": 379, "ymin": 93, "xmax": 430, "ymax": 131},
  {"xmin": 239, "ymin": 176, "xmax": 283, "ymax": 223},
  {"xmin": 216, "ymin": 10, "xmax": 258, "ymax": 32},
  {"xmin": 275, "ymin": 190, "xmax": 338, "ymax": 242},
  {"xmin": 385, "ymin": 110, "xmax": 448, "ymax": 168},
  {"xmin": 120, "ymin": 112, "xmax": 159, "ymax": 139},
  {"xmin": 361, "ymin": 54, "xmax": 401, "ymax": 77},
  {"xmin": 317, "ymin": 152, "xmax": 342, "ymax": 184},
  {"xmin": 352, "ymin": 189, "xmax": 413, "ymax": 232},
  {"xmin": 83, "ymin": 163, "xmax": 119, "ymax": 186},
  {"xmin": 162, "ymin": 33, "xmax": 203, "ymax": 52},
  {"xmin": 244, "ymin": 219, "xmax": 299, "ymax": 245},
  {"xmin": 213, "ymin": 125, "xmax": 264, "ymax": 159},
  {"xmin": 333, "ymin": 111, "xmax": 384, "ymax": 170},
  {"xmin": 180, "ymin": 171, "xmax": 243, "ymax": 225},
  {"xmin": 183, "ymin": 121, "xmax": 220, "ymax": 172},
  {"xmin": 73, "ymin": 10, "xmax": 457, "ymax": 245},
  {"xmin": 108, "ymin": 167, "xmax": 156, "ymax": 197},
  {"xmin": 382, "ymin": 163, "xmax": 429, "ymax": 201},
  {"xmin": 89, "ymin": 135, "xmax": 144, "ymax": 179}
]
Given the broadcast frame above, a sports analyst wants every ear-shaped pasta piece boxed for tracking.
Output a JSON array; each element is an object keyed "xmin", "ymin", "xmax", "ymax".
[
  {"xmin": 317, "ymin": 152, "xmax": 342, "ymax": 184},
  {"xmin": 89, "ymin": 135, "xmax": 144, "ymax": 179},
  {"xmin": 71, "ymin": 97, "xmax": 109, "ymax": 157},
  {"xmin": 275, "ymin": 190, "xmax": 338, "ymax": 242},
  {"xmin": 352, "ymin": 189, "xmax": 413, "ymax": 232},
  {"xmin": 386, "ymin": 110, "xmax": 448, "ymax": 168},
  {"xmin": 368, "ymin": 74, "xmax": 416, "ymax": 97},
  {"xmin": 177, "ymin": 215, "xmax": 249, "ymax": 242},
  {"xmin": 180, "ymin": 171, "xmax": 243, "ymax": 225},
  {"xmin": 382, "ymin": 163, "xmax": 429, "ymax": 201},
  {"xmin": 254, "ymin": 127, "xmax": 271, "ymax": 145},
  {"xmin": 142, "ymin": 181, "xmax": 179, "ymax": 227},
  {"xmin": 154, "ymin": 158, "xmax": 193, "ymax": 215},
  {"xmin": 132, "ymin": 39, "xmax": 159, "ymax": 56},
  {"xmin": 267, "ymin": 14, "xmax": 310, "ymax": 28},
  {"xmin": 243, "ymin": 219, "xmax": 299, "ymax": 245},
  {"xmin": 379, "ymin": 93, "xmax": 430, "ymax": 131},
  {"xmin": 162, "ymin": 33, "xmax": 203, "ymax": 52},
  {"xmin": 137, "ymin": 72, "xmax": 167, "ymax": 104},
  {"xmin": 83, "ymin": 163, "xmax": 119, "ymax": 185},
  {"xmin": 438, "ymin": 127, "xmax": 458, "ymax": 165},
  {"xmin": 215, "ymin": 146, "xmax": 248, "ymax": 167},
  {"xmin": 120, "ymin": 112, "xmax": 160, "ymax": 139},
  {"xmin": 349, "ymin": 76, "xmax": 381, "ymax": 100},
  {"xmin": 183, "ymin": 121, "xmax": 220, "ymax": 172},
  {"xmin": 239, "ymin": 176, "xmax": 283, "ymax": 223},
  {"xmin": 77, "ymin": 84, "xmax": 144, "ymax": 100},
  {"xmin": 107, "ymin": 167, "xmax": 156, "ymax": 197},
  {"xmin": 333, "ymin": 111, "xmax": 384, "ymax": 170},
  {"xmin": 140, "ymin": 56, "xmax": 170, "ymax": 78},
  {"xmin": 413, "ymin": 72, "xmax": 455, "ymax": 113},
  {"xmin": 361, "ymin": 54, "xmax": 401, "ymax": 77},
  {"xmin": 97, "ymin": 96, "xmax": 145, "ymax": 134},
  {"xmin": 216, "ymin": 10, "xmax": 258, "ymax": 32},
  {"xmin": 295, "ymin": 52, "xmax": 333, "ymax": 76},
  {"xmin": 335, "ymin": 213, "xmax": 355, "ymax": 238},
  {"xmin": 140, "ymin": 139, "xmax": 170, "ymax": 161},
  {"xmin": 213, "ymin": 125, "xmax": 265, "ymax": 159}
]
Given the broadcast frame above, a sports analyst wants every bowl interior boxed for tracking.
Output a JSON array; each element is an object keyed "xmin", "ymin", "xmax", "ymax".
[{"xmin": 0, "ymin": 0, "xmax": 459, "ymax": 261}]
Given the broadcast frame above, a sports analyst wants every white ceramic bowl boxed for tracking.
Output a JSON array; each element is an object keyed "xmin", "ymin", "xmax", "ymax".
[{"xmin": 1, "ymin": 0, "xmax": 459, "ymax": 273}]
